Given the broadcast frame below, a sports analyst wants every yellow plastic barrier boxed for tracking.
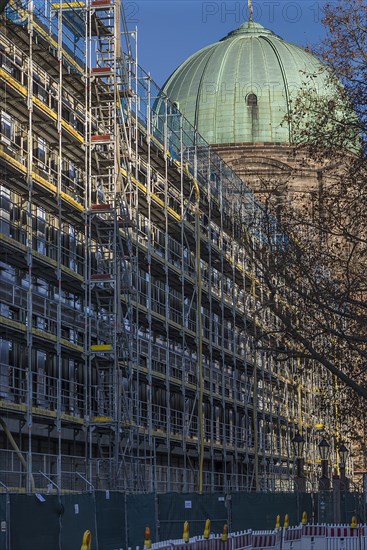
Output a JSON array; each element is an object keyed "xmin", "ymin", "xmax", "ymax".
[
  {"xmin": 301, "ymin": 511, "xmax": 307, "ymax": 525},
  {"xmin": 351, "ymin": 516, "xmax": 358, "ymax": 528},
  {"xmin": 275, "ymin": 515, "xmax": 280, "ymax": 529},
  {"xmin": 284, "ymin": 514, "xmax": 289, "ymax": 529},
  {"xmin": 80, "ymin": 530, "xmax": 92, "ymax": 550},
  {"xmin": 203, "ymin": 518, "xmax": 211, "ymax": 539},
  {"xmin": 183, "ymin": 521, "xmax": 190, "ymax": 543}
]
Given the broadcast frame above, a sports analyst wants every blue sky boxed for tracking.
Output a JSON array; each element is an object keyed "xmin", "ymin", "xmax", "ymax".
[{"xmin": 129, "ymin": 1, "xmax": 328, "ymax": 87}]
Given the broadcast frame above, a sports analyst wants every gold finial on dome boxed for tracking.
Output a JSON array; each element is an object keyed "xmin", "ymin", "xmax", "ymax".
[{"xmin": 248, "ymin": 0, "xmax": 253, "ymax": 22}]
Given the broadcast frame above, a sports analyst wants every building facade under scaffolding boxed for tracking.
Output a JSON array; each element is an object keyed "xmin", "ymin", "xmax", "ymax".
[{"xmin": 0, "ymin": 0, "xmax": 337, "ymax": 493}]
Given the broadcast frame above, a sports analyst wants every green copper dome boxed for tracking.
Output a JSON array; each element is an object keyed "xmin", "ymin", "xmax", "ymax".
[{"xmin": 161, "ymin": 21, "xmax": 333, "ymax": 144}]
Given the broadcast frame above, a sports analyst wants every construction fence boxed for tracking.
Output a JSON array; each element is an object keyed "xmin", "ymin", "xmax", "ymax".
[
  {"xmin": 0, "ymin": 491, "xmax": 364, "ymax": 549},
  {"xmin": 151, "ymin": 524, "xmax": 367, "ymax": 550}
]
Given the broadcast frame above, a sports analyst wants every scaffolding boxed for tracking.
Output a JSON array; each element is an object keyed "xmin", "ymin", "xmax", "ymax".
[{"xmin": 0, "ymin": 0, "xmax": 340, "ymax": 493}]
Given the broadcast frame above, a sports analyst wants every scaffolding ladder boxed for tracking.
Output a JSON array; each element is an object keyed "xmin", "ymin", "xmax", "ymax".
[{"xmin": 84, "ymin": 0, "xmax": 136, "ymax": 489}]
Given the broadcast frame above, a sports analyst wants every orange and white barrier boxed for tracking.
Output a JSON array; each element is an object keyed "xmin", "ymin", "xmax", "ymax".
[
  {"xmin": 232, "ymin": 531, "xmax": 252, "ymax": 549},
  {"xmin": 283, "ymin": 525, "xmax": 302, "ymax": 549},
  {"xmin": 326, "ymin": 525, "xmax": 366, "ymax": 550},
  {"xmin": 146, "ymin": 522, "xmax": 367, "ymax": 550},
  {"xmin": 251, "ymin": 530, "xmax": 279, "ymax": 548},
  {"xmin": 300, "ymin": 524, "xmax": 327, "ymax": 550}
]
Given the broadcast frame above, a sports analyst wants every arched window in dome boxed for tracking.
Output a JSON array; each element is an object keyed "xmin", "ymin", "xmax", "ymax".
[{"xmin": 247, "ymin": 93, "xmax": 258, "ymax": 107}]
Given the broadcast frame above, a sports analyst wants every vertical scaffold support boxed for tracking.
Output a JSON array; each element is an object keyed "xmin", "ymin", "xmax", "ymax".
[{"xmin": 84, "ymin": 0, "xmax": 136, "ymax": 489}]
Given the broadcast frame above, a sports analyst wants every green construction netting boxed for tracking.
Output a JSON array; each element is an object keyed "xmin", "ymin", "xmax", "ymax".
[
  {"xmin": 231, "ymin": 492, "xmax": 314, "ymax": 531},
  {"xmin": 3, "ymin": 490, "xmax": 366, "ymax": 549},
  {"xmin": 60, "ymin": 493, "xmax": 98, "ymax": 550},
  {"xmin": 127, "ymin": 492, "xmax": 157, "ymax": 548},
  {"xmin": 10, "ymin": 494, "xmax": 61, "ymax": 550},
  {"xmin": 158, "ymin": 492, "xmax": 228, "ymax": 541},
  {"xmin": 0, "ymin": 493, "xmax": 8, "ymax": 549},
  {"xmin": 95, "ymin": 491, "xmax": 126, "ymax": 550}
]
